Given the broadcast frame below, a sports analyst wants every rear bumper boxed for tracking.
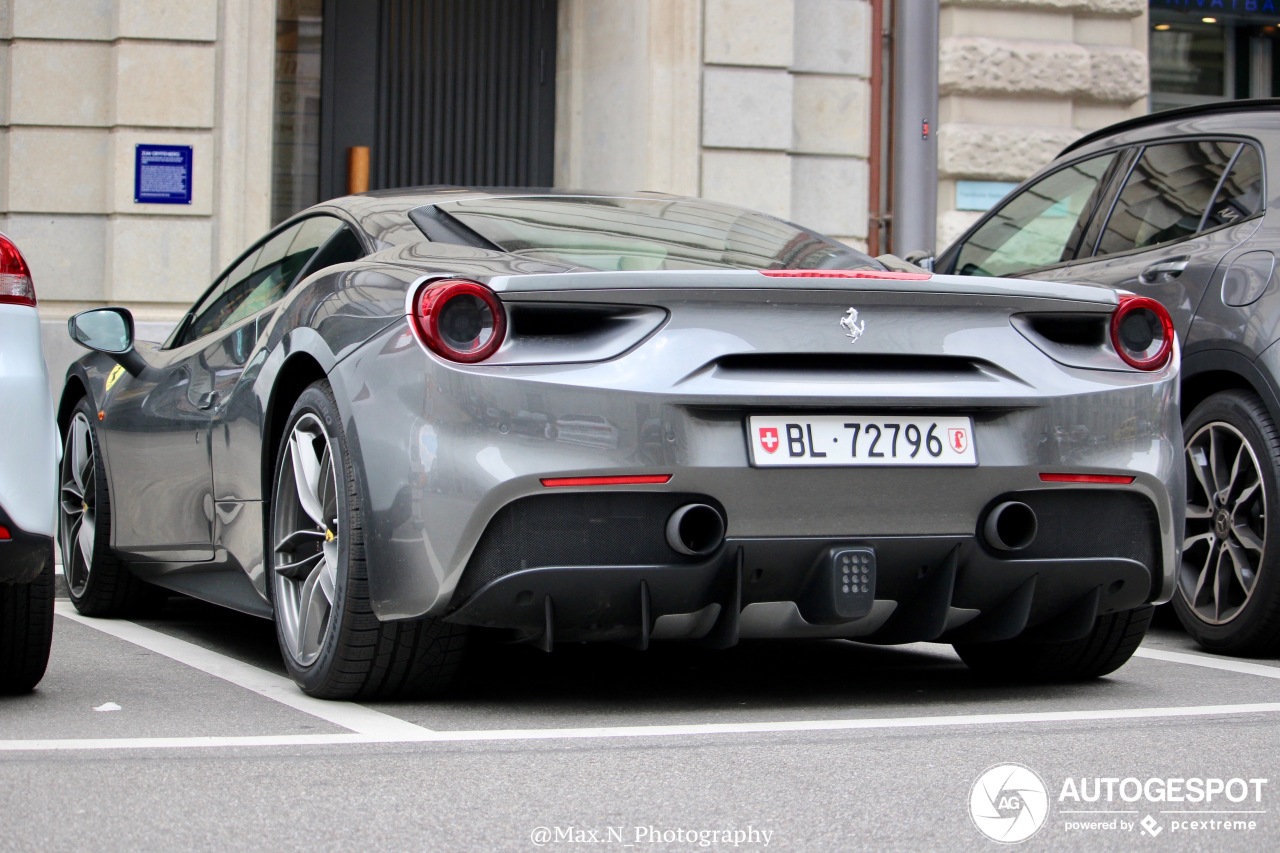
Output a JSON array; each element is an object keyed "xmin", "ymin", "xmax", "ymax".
[
  {"xmin": 444, "ymin": 487, "xmax": 1161, "ymax": 646},
  {"xmin": 0, "ymin": 505, "xmax": 54, "ymax": 585}
]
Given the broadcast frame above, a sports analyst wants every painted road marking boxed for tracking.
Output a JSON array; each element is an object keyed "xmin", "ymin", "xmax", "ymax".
[
  {"xmin": 1134, "ymin": 646, "xmax": 1280, "ymax": 678},
  {"xmin": 3, "ymin": 701, "xmax": 1280, "ymax": 752},
  {"xmin": 54, "ymin": 602, "xmax": 433, "ymax": 738},
  {"xmin": 18, "ymin": 605, "xmax": 1278, "ymax": 754}
]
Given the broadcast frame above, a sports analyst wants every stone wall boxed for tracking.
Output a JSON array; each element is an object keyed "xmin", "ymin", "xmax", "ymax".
[
  {"xmin": 557, "ymin": 0, "xmax": 873, "ymax": 250},
  {"xmin": 937, "ymin": 0, "xmax": 1148, "ymax": 247},
  {"xmin": 0, "ymin": 0, "xmax": 274, "ymax": 387}
]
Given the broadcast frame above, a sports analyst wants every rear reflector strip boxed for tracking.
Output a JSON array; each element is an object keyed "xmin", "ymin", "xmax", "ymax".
[
  {"xmin": 0, "ymin": 525, "xmax": 10, "ymax": 541},
  {"xmin": 761, "ymin": 269, "xmax": 931, "ymax": 280},
  {"xmin": 1039, "ymin": 473, "xmax": 1136, "ymax": 485},
  {"xmin": 541, "ymin": 475, "xmax": 673, "ymax": 488}
]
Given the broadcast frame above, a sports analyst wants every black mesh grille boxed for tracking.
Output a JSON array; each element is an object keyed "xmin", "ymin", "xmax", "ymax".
[
  {"xmin": 454, "ymin": 493, "xmax": 715, "ymax": 601},
  {"xmin": 1000, "ymin": 490, "xmax": 1159, "ymax": 568}
]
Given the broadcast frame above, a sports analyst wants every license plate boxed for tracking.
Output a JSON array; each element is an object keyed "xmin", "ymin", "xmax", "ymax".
[{"xmin": 748, "ymin": 415, "xmax": 977, "ymax": 467}]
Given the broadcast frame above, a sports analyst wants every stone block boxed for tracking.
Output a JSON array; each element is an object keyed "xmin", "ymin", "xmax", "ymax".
[
  {"xmin": 8, "ymin": 41, "xmax": 112, "ymax": 127},
  {"xmin": 940, "ymin": 37, "xmax": 1094, "ymax": 98},
  {"xmin": 940, "ymin": 0, "xmax": 1144, "ymax": 15},
  {"xmin": 701, "ymin": 150, "xmax": 792, "ymax": 219},
  {"xmin": 109, "ymin": 130, "xmax": 214, "ymax": 215},
  {"xmin": 940, "ymin": 6, "xmax": 1071, "ymax": 40},
  {"xmin": 703, "ymin": 67, "xmax": 793, "ymax": 150},
  {"xmin": 113, "ymin": 41, "xmax": 216, "ymax": 128},
  {"xmin": 116, "ymin": 0, "xmax": 218, "ymax": 41},
  {"xmin": 938, "ymin": 123, "xmax": 1080, "ymax": 181},
  {"xmin": 1075, "ymin": 15, "xmax": 1143, "ymax": 46},
  {"xmin": 1, "ymin": 213, "xmax": 109, "ymax": 302},
  {"xmin": 705, "ymin": 0, "xmax": 793, "ymax": 68},
  {"xmin": 793, "ymin": 74, "xmax": 870, "ymax": 157},
  {"xmin": 0, "ymin": 45, "xmax": 9, "ymax": 125},
  {"xmin": 793, "ymin": 0, "xmax": 869, "ymax": 76},
  {"xmin": 940, "ymin": 94, "xmax": 1072, "ymax": 127},
  {"xmin": 1085, "ymin": 45, "xmax": 1147, "ymax": 104},
  {"xmin": 7, "ymin": 128, "xmax": 110, "ymax": 214},
  {"xmin": 10, "ymin": 0, "xmax": 113, "ymax": 40},
  {"xmin": 791, "ymin": 155, "xmax": 867, "ymax": 238},
  {"xmin": 107, "ymin": 215, "xmax": 214, "ymax": 304}
]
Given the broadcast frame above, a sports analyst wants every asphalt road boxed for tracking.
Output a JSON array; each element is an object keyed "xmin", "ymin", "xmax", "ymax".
[{"xmin": 2, "ymin": 595, "xmax": 1279, "ymax": 852}]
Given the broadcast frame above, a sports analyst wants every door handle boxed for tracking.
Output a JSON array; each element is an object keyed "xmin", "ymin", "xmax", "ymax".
[{"xmin": 1139, "ymin": 259, "xmax": 1188, "ymax": 284}]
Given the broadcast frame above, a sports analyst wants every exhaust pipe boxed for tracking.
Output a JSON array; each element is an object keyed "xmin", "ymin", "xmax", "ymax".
[
  {"xmin": 666, "ymin": 504, "xmax": 726, "ymax": 556},
  {"xmin": 983, "ymin": 501, "xmax": 1037, "ymax": 552}
]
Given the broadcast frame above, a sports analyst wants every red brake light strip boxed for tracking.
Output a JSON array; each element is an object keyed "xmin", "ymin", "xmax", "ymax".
[
  {"xmin": 541, "ymin": 475, "xmax": 673, "ymax": 488},
  {"xmin": 1039, "ymin": 473, "xmax": 1135, "ymax": 485}
]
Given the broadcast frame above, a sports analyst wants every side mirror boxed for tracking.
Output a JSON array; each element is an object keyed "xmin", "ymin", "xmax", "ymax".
[{"xmin": 68, "ymin": 307, "xmax": 149, "ymax": 376}]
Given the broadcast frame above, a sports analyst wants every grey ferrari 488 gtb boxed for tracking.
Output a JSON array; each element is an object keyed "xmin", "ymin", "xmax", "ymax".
[{"xmin": 60, "ymin": 189, "xmax": 1182, "ymax": 698}]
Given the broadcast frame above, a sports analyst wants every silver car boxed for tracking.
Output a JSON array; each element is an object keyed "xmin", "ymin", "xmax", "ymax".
[{"xmin": 60, "ymin": 190, "xmax": 1182, "ymax": 698}]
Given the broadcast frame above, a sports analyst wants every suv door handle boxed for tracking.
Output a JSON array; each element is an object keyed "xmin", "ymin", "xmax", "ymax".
[{"xmin": 1139, "ymin": 259, "xmax": 1189, "ymax": 284}]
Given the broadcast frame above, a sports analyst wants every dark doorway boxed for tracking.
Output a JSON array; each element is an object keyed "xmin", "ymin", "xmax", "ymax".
[{"xmin": 317, "ymin": 0, "xmax": 557, "ymax": 204}]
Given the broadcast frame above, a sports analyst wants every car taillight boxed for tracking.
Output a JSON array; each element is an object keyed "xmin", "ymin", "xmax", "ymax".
[
  {"xmin": 410, "ymin": 278, "xmax": 506, "ymax": 363},
  {"xmin": 1110, "ymin": 295, "xmax": 1173, "ymax": 370},
  {"xmin": 0, "ymin": 232, "xmax": 35, "ymax": 307}
]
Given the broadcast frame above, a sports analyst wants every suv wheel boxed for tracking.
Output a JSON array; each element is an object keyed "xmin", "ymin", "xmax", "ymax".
[{"xmin": 1175, "ymin": 391, "xmax": 1280, "ymax": 654}]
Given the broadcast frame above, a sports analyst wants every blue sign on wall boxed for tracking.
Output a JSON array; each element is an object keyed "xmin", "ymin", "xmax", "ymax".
[
  {"xmin": 955, "ymin": 180, "xmax": 1019, "ymax": 212},
  {"xmin": 134, "ymin": 145, "xmax": 193, "ymax": 204}
]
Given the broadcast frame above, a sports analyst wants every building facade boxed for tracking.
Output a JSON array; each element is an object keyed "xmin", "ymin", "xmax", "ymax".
[{"xmin": 2, "ymin": 0, "xmax": 1256, "ymax": 389}]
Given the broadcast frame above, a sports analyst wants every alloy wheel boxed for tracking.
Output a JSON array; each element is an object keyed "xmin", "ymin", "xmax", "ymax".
[
  {"xmin": 58, "ymin": 412, "xmax": 96, "ymax": 598},
  {"xmin": 272, "ymin": 413, "xmax": 341, "ymax": 666},
  {"xmin": 1182, "ymin": 421, "xmax": 1267, "ymax": 625}
]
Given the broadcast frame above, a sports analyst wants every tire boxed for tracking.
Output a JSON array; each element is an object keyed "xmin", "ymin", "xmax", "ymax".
[
  {"xmin": 269, "ymin": 381, "xmax": 468, "ymax": 699},
  {"xmin": 1173, "ymin": 390, "xmax": 1280, "ymax": 654},
  {"xmin": 954, "ymin": 606, "xmax": 1153, "ymax": 682},
  {"xmin": 0, "ymin": 557, "xmax": 54, "ymax": 693},
  {"xmin": 58, "ymin": 398, "xmax": 166, "ymax": 617}
]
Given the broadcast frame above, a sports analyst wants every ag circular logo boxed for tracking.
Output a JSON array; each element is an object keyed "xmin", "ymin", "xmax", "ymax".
[{"xmin": 969, "ymin": 763, "xmax": 1050, "ymax": 843}]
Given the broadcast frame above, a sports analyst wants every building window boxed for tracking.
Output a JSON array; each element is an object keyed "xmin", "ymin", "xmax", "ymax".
[
  {"xmin": 1150, "ymin": 3, "xmax": 1280, "ymax": 111},
  {"xmin": 273, "ymin": 0, "xmax": 324, "ymax": 224}
]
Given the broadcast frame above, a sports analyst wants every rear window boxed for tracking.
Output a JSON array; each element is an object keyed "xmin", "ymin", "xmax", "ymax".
[{"xmin": 409, "ymin": 196, "xmax": 877, "ymax": 272}]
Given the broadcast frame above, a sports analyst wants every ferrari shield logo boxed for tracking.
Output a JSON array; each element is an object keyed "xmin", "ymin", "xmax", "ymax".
[
  {"xmin": 759, "ymin": 427, "xmax": 780, "ymax": 454},
  {"xmin": 948, "ymin": 428, "xmax": 968, "ymax": 454}
]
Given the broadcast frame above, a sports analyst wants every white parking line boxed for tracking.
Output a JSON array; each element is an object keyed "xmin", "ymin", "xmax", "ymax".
[
  {"xmin": 53, "ymin": 603, "xmax": 434, "ymax": 738},
  {"xmin": 1134, "ymin": 647, "xmax": 1280, "ymax": 678},
  {"xmin": 16, "ymin": 606, "xmax": 1279, "ymax": 754},
  {"xmin": 3, "ymin": 701, "xmax": 1280, "ymax": 752}
]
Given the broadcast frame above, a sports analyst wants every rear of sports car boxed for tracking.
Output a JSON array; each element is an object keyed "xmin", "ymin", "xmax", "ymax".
[{"xmin": 339, "ymin": 261, "xmax": 1181, "ymax": 680}]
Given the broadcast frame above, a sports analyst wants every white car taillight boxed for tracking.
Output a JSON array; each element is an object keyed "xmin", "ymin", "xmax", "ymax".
[{"xmin": 0, "ymin": 232, "xmax": 35, "ymax": 307}]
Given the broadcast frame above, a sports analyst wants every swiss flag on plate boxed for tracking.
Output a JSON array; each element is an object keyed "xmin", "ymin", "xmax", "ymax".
[{"xmin": 759, "ymin": 427, "xmax": 780, "ymax": 454}]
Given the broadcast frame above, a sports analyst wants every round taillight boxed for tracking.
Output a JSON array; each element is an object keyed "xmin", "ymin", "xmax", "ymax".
[
  {"xmin": 1110, "ymin": 295, "xmax": 1173, "ymax": 371},
  {"xmin": 411, "ymin": 278, "xmax": 506, "ymax": 363}
]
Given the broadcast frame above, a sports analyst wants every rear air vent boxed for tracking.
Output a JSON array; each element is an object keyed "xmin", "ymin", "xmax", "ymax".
[
  {"xmin": 1022, "ymin": 314, "xmax": 1108, "ymax": 347},
  {"xmin": 709, "ymin": 353, "xmax": 993, "ymax": 383}
]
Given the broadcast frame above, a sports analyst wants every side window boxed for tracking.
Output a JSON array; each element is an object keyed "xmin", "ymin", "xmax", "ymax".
[
  {"xmin": 1094, "ymin": 140, "xmax": 1241, "ymax": 256},
  {"xmin": 1205, "ymin": 143, "xmax": 1264, "ymax": 229},
  {"xmin": 178, "ymin": 215, "xmax": 350, "ymax": 346},
  {"xmin": 951, "ymin": 152, "xmax": 1117, "ymax": 277}
]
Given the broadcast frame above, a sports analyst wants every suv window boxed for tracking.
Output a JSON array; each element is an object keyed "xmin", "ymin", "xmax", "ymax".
[
  {"xmin": 1205, "ymin": 143, "xmax": 1264, "ymax": 229},
  {"xmin": 177, "ymin": 215, "xmax": 356, "ymax": 346},
  {"xmin": 950, "ymin": 153, "xmax": 1116, "ymax": 277},
  {"xmin": 1094, "ymin": 140, "xmax": 1244, "ymax": 256}
]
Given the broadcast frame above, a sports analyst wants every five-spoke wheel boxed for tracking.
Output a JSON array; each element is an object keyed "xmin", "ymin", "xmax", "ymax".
[{"xmin": 1175, "ymin": 391, "xmax": 1280, "ymax": 653}]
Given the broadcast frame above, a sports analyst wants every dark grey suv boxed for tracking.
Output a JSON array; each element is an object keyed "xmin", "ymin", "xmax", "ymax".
[{"xmin": 937, "ymin": 99, "xmax": 1280, "ymax": 655}]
